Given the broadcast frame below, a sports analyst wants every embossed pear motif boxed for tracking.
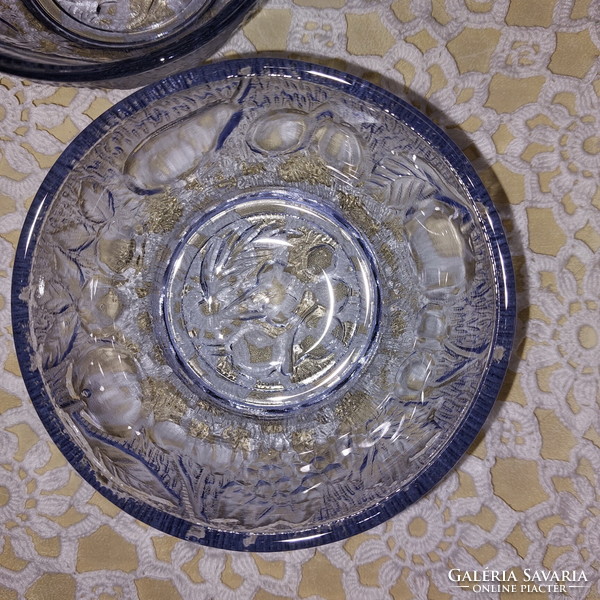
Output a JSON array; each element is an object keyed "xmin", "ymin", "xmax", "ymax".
[{"xmin": 125, "ymin": 103, "xmax": 239, "ymax": 193}]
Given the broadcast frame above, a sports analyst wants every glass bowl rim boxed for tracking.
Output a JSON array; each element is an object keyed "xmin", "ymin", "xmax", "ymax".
[{"xmin": 11, "ymin": 57, "xmax": 516, "ymax": 552}]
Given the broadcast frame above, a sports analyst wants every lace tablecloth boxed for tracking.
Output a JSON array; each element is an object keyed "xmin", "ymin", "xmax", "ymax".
[{"xmin": 1, "ymin": 1, "xmax": 599, "ymax": 598}]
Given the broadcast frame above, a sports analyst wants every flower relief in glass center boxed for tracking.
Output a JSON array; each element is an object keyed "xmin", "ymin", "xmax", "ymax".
[{"xmin": 160, "ymin": 192, "xmax": 379, "ymax": 413}]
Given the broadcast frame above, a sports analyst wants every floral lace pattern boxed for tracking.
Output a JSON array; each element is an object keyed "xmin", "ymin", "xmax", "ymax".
[{"xmin": 1, "ymin": 0, "xmax": 599, "ymax": 598}]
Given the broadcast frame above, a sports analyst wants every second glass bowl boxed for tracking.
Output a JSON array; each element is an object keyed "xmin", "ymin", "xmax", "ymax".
[{"xmin": 0, "ymin": 0, "xmax": 262, "ymax": 87}]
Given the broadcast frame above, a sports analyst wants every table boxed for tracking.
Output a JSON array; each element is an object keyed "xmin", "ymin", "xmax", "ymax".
[{"xmin": 1, "ymin": 1, "xmax": 598, "ymax": 598}]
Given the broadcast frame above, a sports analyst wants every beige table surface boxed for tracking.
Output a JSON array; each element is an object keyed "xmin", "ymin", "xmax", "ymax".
[{"xmin": 1, "ymin": 1, "xmax": 599, "ymax": 599}]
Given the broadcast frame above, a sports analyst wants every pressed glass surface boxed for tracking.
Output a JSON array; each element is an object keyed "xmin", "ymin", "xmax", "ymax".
[
  {"xmin": 27, "ymin": 0, "xmax": 213, "ymax": 46},
  {"xmin": 12, "ymin": 59, "xmax": 514, "ymax": 551},
  {"xmin": 0, "ymin": 0, "xmax": 260, "ymax": 85}
]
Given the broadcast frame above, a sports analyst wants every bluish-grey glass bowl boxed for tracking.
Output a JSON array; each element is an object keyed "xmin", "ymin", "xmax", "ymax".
[
  {"xmin": 0, "ymin": 0, "xmax": 261, "ymax": 87},
  {"xmin": 12, "ymin": 58, "xmax": 515, "ymax": 551}
]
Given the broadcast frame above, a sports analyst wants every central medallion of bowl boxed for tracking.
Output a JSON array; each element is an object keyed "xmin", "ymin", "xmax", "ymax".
[{"xmin": 159, "ymin": 191, "xmax": 379, "ymax": 414}]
